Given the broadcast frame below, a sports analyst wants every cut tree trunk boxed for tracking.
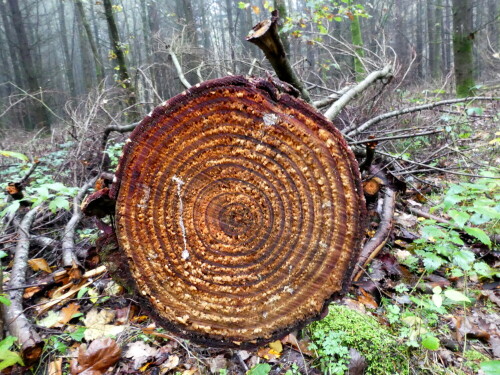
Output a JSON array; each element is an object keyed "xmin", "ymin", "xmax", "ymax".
[{"xmin": 85, "ymin": 76, "xmax": 366, "ymax": 348}]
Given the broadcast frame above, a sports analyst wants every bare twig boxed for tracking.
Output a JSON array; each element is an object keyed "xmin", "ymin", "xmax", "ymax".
[
  {"xmin": 324, "ymin": 64, "xmax": 393, "ymax": 121},
  {"xmin": 169, "ymin": 47, "xmax": 192, "ymax": 89},
  {"xmin": 349, "ymin": 130, "xmax": 443, "ymax": 145},
  {"xmin": 354, "ymin": 186, "xmax": 397, "ymax": 281},
  {"xmin": 345, "ymin": 96, "xmax": 499, "ymax": 137},
  {"xmin": 61, "ymin": 177, "xmax": 98, "ymax": 268},
  {"xmin": 4, "ymin": 206, "xmax": 44, "ymax": 364}
]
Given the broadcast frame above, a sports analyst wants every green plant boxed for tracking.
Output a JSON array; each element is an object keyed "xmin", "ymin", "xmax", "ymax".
[
  {"xmin": 0, "ymin": 336, "xmax": 24, "ymax": 370},
  {"xmin": 247, "ymin": 363, "xmax": 271, "ymax": 375},
  {"xmin": 402, "ymin": 171, "xmax": 499, "ymax": 279},
  {"xmin": 308, "ymin": 305, "xmax": 409, "ymax": 375},
  {"xmin": 105, "ymin": 141, "xmax": 125, "ymax": 168}
]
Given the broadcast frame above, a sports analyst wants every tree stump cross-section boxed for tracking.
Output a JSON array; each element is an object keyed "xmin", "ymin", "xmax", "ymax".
[{"xmin": 109, "ymin": 76, "xmax": 366, "ymax": 347}]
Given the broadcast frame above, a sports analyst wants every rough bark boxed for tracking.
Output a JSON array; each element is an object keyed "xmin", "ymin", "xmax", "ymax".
[
  {"xmin": 246, "ymin": 11, "xmax": 312, "ymax": 103},
  {"xmin": 452, "ymin": 0, "xmax": 475, "ymax": 97},
  {"xmin": 6, "ymin": 0, "xmax": 51, "ymax": 131},
  {"xmin": 74, "ymin": 0, "xmax": 104, "ymax": 83},
  {"xmin": 4, "ymin": 207, "xmax": 44, "ymax": 364},
  {"xmin": 102, "ymin": 0, "xmax": 138, "ymax": 118}
]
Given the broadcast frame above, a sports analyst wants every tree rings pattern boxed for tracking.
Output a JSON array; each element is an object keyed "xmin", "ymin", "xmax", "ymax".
[{"xmin": 112, "ymin": 76, "xmax": 366, "ymax": 347}]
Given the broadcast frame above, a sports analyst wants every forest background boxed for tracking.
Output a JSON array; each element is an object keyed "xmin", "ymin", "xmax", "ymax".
[{"xmin": 0, "ymin": 0, "xmax": 499, "ymax": 374}]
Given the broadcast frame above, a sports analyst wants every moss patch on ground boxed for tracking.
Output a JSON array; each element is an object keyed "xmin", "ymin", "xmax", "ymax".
[{"xmin": 308, "ymin": 304, "xmax": 409, "ymax": 375}]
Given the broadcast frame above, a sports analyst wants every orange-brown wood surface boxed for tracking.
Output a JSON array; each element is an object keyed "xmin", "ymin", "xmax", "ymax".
[{"xmin": 111, "ymin": 76, "xmax": 365, "ymax": 347}]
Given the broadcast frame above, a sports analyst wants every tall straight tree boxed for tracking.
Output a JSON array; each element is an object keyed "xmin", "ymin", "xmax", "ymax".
[
  {"xmin": 74, "ymin": 0, "xmax": 105, "ymax": 83},
  {"xmin": 102, "ymin": 0, "xmax": 138, "ymax": 119},
  {"xmin": 6, "ymin": 0, "xmax": 50, "ymax": 131},
  {"xmin": 348, "ymin": 0, "xmax": 365, "ymax": 81},
  {"xmin": 451, "ymin": 0, "xmax": 475, "ymax": 97}
]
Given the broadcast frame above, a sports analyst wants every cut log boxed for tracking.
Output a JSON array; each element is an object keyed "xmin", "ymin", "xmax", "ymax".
[{"xmin": 95, "ymin": 76, "xmax": 366, "ymax": 347}]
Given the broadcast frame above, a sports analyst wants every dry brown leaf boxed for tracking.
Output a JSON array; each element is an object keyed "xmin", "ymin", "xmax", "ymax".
[
  {"xmin": 207, "ymin": 354, "xmax": 227, "ymax": 374},
  {"xmin": 124, "ymin": 341, "xmax": 158, "ymax": 369},
  {"xmin": 59, "ymin": 303, "xmax": 81, "ymax": 325},
  {"xmin": 281, "ymin": 333, "xmax": 314, "ymax": 356},
  {"xmin": 358, "ymin": 289, "xmax": 378, "ymax": 309},
  {"xmin": 269, "ymin": 340, "xmax": 282, "ymax": 353},
  {"xmin": 251, "ymin": 5, "xmax": 260, "ymax": 14},
  {"xmin": 28, "ymin": 258, "xmax": 52, "ymax": 273},
  {"xmin": 70, "ymin": 338, "xmax": 121, "ymax": 375},
  {"xmin": 48, "ymin": 358, "xmax": 62, "ymax": 375},
  {"xmin": 83, "ymin": 308, "xmax": 127, "ymax": 341},
  {"xmin": 159, "ymin": 355, "xmax": 180, "ymax": 373},
  {"xmin": 182, "ymin": 369, "xmax": 199, "ymax": 375}
]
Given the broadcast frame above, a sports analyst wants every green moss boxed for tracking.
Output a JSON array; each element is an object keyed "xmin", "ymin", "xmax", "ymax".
[{"xmin": 308, "ymin": 305, "xmax": 409, "ymax": 375}]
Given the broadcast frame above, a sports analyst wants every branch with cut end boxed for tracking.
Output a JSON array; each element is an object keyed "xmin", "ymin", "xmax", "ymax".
[
  {"xmin": 353, "ymin": 186, "xmax": 396, "ymax": 282},
  {"xmin": 169, "ymin": 47, "xmax": 192, "ymax": 89},
  {"xmin": 246, "ymin": 10, "xmax": 311, "ymax": 103},
  {"xmin": 4, "ymin": 207, "xmax": 44, "ymax": 364},
  {"xmin": 324, "ymin": 64, "xmax": 392, "ymax": 121},
  {"xmin": 345, "ymin": 96, "xmax": 499, "ymax": 137},
  {"xmin": 61, "ymin": 177, "xmax": 98, "ymax": 272},
  {"xmin": 101, "ymin": 122, "xmax": 140, "ymax": 150}
]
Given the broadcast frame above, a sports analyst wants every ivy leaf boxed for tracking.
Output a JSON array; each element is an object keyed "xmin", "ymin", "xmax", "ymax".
[
  {"xmin": 49, "ymin": 196, "xmax": 70, "ymax": 213},
  {"xmin": 69, "ymin": 327, "xmax": 87, "ymax": 342},
  {"xmin": 464, "ymin": 227, "xmax": 491, "ymax": 247},
  {"xmin": 0, "ymin": 150, "xmax": 29, "ymax": 162},
  {"xmin": 481, "ymin": 360, "xmax": 500, "ymax": 375},
  {"xmin": 247, "ymin": 363, "xmax": 271, "ymax": 375},
  {"xmin": 452, "ymin": 249, "xmax": 475, "ymax": 271},
  {"xmin": 444, "ymin": 289, "xmax": 470, "ymax": 303},
  {"xmin": 448, "ymin": 210, "xmax": 469, "ymax": 228},
  {"xmin": 0, "ymin": 201, "xmax": 20, "ymax": 218},
  {"xmin": 421, "ymin": 252, "xmax": 445, "ymax": 272},
  {"xmin": 421, "ymin": 336, "xmax": 440, "ymax": 350},
  {"xmin": 0, "ymin": 336, "xmax": 24, "ymax": 370},
  {"xmin": 0, "ymin": 295, "xmax": 11, "ymax": 306}
]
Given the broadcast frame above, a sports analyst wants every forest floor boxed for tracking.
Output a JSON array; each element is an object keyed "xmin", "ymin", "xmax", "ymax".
[{"xmin": 0, "ymin": 85, "xmax": 499, "ymax": 375}]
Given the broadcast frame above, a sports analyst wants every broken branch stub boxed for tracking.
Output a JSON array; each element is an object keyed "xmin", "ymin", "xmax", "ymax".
[{"xmin": 108, "ymin": 76, "xmax": 365, "ymax": 347}]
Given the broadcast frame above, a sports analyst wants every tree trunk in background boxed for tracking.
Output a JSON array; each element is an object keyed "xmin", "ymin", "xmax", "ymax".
[
  {"xmin": 225, "ymin": 0, "xmax": 236, "ymax": 72},
  {"xmin": 394, "ymin": 0, "xmax": 407, "ymax": 71},
  {"xmin": 274, "ymin": 0, "xmax": 290, "ymax": 56},
  {"xmin": 415, "ymin": 0, "xmax": 424, "ymax": 79},
  {"xmin": 348, "ymin": 0, "xmax": 365, "ymax": 81},
  {"xmin": 434, "ymin": 0, "xmax": 443, "ymax": 79},
  {"xmin": 452, "ymin": 0, "xmax": 475, "ymax": 97},
  {"xmin": 426, "ymin": 0, "xmax": 438, "ymax": 79},
  {"xmin": 103, "ymin": 0, "xmax": 138, "ymax": 119},
  {"xmin": 6, "ymin": 0, "xmax": 51, "ymax": 131},
  {"xmin": 58, "ymin": 1, "xmax": 76, "ymax": 97},
  {"xmin": 74, "ymin": 0, "xmax": 105, "ymax": 83},
  {"xmin": 0, "ymin": 0, "xmax": 23, "ymax": 87}
]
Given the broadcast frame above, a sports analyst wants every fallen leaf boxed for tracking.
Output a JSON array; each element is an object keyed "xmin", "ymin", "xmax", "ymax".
[
  {"xmin": 28, "ymin": 258, "xmax": 51, "ymax": 273},
  {"xmin": 268, "ymin": 340, "xmax": 282, "ymax": 353},
  {"xmin": 347, "ymin": 348, "xmax": 367, "ymax": 375},
  {"xmin": 182, "ymin": 368, "xmax": 198, "ymax": 375},
  {"xmin": 281, "ymin": 333, "xmax": 314, "ymax": 356},
  {"xmin": 358, "ymin": 288, "xmax": 378, "ymax": 309},
  {"xmin": 59, "ymin": 303, "xmax": 81, "ymax": 325},
  {"xmin": 38, "ymin": 311, "xmax": 62, "ymax": 328},
  {"xmin": 207, "ymin": 354, "xmax": 227, "ymax": 374},
  {"xmin": 257, "ymin": 346, "xmax": 280, "ymax": 361},
  {"xmin": 160, "ymin": 354, "xmax": 179, "ymax": 373},
  {"xmin": 83, "ymin": 309, "xmax": 127, "ymax": 341},
  {"xmin": 48, "ymin": 358, "xmax": 62, "ymax": 375},
  {"xmin": 124, "ymin": 341, "xmax": 158, "ymax": 369},
  {"xmin": 70, "ymin": 338, "xmax": 121, "ymax": 375}
]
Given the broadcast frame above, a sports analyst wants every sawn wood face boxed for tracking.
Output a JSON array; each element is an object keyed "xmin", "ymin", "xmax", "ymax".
[{"xmin": 111, "ymin": 76, "xmax": 366, "ymax": 347}]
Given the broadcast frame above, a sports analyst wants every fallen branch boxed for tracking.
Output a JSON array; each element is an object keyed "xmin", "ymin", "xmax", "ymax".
[
  {"xmin": 324, "ymin": 64, "xmax": 392, "ymax": 121},
  {"xmin": 349, "ymin": 130, "xmax": 443, "ymax": 145},
  {"xmin": 101, "ymin": 122, "xmax": 140, "ymax": 150},
  {"xmin": 345, "ymin": 96, "xmax": 499, "ymax": 137},
  {"xmin": 376, "ymin": 150, "xmax": 500, "ymax": 179},
  {"xmin": 313, "ymin": 85, "xmax": 353, "ymax": 108},
  {"xmin": 246, "ymin": 10, "xmax": 312, "ymax": 103},
  {"xmin": 4, "ymin": 206, "xmax": 44, "ymax": 364},
  {"xmin": 61, "ymin": 177, "xmax": 98, "ymax": 270},
  {"xmin": 353, "ymin": 186, "xmax": 396, "ymax": 282},
  {"xmin": 169, "ymin": 47, "xmax": 192, "ymax": 89}
]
